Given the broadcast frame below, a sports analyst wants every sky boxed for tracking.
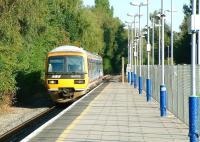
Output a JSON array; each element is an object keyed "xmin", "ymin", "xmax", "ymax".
[{"xmin": 83, "ymin": 0, "xmax": 190, "ymax": 32}]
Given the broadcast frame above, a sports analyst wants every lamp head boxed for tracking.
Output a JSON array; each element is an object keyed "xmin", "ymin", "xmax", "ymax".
[
  {"xmin": 134, "ymin": 14, "xmax": 143, "ymax": 17},
  {"xmin": 165, "ymin": 10, "xmax": 170, "ymax": 12},
  {"xmin": 140, "ymin": 2, "xmax": 147, "ymax": 6},
  {"xmin": 165, "ymin": 9, "xmax": 178, "ymax": 13},
  {"xmin": 155, "ymin": 13, "xmax": 161, "ymax": 19},
  {"xmin": 130, "ymin": 2, "xmax": 139, "ymax": 6},
  {"xmin": 125, "ymin": 21, "xmax": 132, "ymax": 25},
  {"xmin": 143, "ymin": 31, "xmax": 147, "ymax": 35},
  {"xmin": 127, "ymin": 13, "xmax": 134, "ymax": 17}
]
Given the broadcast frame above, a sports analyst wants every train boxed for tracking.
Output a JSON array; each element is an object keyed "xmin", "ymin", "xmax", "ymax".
[{"xmin": 45, "ymin": 45, "xmax": 103, "ymax": 103}]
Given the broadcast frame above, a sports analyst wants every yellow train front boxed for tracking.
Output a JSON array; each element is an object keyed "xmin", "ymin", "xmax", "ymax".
[{"xmin": 45, "ymin": 45, "xmax": 103, "ymax": 103}]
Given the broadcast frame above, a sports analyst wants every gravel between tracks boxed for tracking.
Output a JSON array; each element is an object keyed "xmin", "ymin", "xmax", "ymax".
[{"xmin": 0, "ymin": 98, "xmax": 53, "ymax": 136}]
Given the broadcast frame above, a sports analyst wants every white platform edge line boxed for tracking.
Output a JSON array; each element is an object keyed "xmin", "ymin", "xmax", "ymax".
[{"xmin": 21, "ymin": 83, "xmax": 103, "ymax": 142}]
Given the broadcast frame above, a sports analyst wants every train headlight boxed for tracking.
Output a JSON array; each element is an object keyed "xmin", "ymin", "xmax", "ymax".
[
  {"xmin": 48, "ymin": 80, "xmax": 58, "ymax": 84},
  {"xmin": 74, "ymin": 80, "xmax": 85, "ymax": 84}
]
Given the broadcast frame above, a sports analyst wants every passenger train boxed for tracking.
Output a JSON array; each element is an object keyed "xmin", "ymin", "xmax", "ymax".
[{"xmin": 45, "ymin": 45, "xmax": 103, "ymax": 103}]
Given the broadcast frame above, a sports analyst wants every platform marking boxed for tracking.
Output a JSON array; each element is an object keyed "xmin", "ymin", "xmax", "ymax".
[
  {"xmin": 55, "ymin": 85, "xmax": 104, "ymax": 142},
  {"xmin": 21, "ymin": 83, "xmax": 103, "ymax": 142}
]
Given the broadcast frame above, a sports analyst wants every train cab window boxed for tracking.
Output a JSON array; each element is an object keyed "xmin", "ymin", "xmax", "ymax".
[
  {"xmin": 48, "ymin": 56, "xmax": 84, "ymax": 74},
  {"xmin": 66, "ymin": 56, "xmax": 84, "ymax": 73},
  {"xmin": 48, "ymin": 57, "xmax": 64, "ymax": 72}
]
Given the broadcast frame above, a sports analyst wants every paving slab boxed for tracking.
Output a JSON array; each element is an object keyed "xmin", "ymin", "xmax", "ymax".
[{"xmin": 28, "ymin": 80, "xmax": 189, "ymax": 142}]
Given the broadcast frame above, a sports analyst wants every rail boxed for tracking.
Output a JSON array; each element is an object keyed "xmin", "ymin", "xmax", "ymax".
[{"xmin": 0, "ymin": 106, "xmax": 58, "ymax": 142}]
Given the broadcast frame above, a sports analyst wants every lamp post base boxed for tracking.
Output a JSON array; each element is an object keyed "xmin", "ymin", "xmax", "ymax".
[
  {"xmin": 131, "ymin": 72, "xmax": 134, "ymax": 85},
  {"xmin": 189, "ymin": 96, "xmax": 199, "ymax": 142},
  {"xmin": 160, "ymin": 85, "xmax": 167, "ymax": 117},
  {"xmin": 146, "ymin": 79, "xmax": 152, "ymax": 102},
  {"xmin": 134, "ymin": 73, "xmax": 137, "ymax": 88},
  {"xmin": 139, "ymin": 76, "xmax": 142, "ymax": 95},
  {"xmin": 128, "ymin": 72, "xmax": 131, "ymax": 84}
]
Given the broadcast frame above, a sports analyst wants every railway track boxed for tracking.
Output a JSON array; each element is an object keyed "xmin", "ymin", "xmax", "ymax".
[
  {"xmin": 0, "ymin": 106, "xmax": 66, "ymax": 142},
  {"xmin": 0, "ymin": 76, "xmax": 112, "ymax": 142}
]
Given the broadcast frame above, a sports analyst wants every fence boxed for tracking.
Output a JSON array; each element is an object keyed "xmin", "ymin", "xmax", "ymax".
[{"xmin": 138, "ymin": 65, "xmax": 200, "ymax": 126}]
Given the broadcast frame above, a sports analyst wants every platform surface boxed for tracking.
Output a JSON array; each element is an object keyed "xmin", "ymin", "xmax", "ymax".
[{"xmin": 28, "ymin": 78, "xmax": 189, "ymax": 142}]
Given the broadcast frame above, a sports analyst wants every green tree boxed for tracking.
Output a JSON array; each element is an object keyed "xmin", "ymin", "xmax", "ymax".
[
  {"xmin": 174, "ymin": 1, "xmax": 192, "ymax": 64},
  {"xmin": 94, "ymin": 0, "xmax": 127, "ymax": 73}
]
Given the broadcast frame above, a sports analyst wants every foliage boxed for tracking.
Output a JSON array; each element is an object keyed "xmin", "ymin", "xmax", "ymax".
[
  {"xmin": 0, "ymin": 0, "xmax": 127, "ymax": 105},
  {"xmin": 174, "ymin": 1, "xmax": 192, "ymax": 64},
  {"xmin": 93, "ymin": 0, "xmax": 127, "ymax": 74}
]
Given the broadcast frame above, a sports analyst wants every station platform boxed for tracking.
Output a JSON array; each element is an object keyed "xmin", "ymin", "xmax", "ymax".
[{"xmin": 25, "ymin": 77, "xmax": 189, "ymax": 142}]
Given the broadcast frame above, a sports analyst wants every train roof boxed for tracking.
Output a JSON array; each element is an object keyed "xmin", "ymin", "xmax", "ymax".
[
  {"xmin": 50, "ymin": 45, "xmax": 85, "ymax": 53},
  {"xmin": 49, "ymin": 45, "xmax": 102, "ymax": 60}
]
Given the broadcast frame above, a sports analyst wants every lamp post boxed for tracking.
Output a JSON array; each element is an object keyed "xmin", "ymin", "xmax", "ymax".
[
  {"xmin": 130, "ymin": 1, "xmax": 146, "ymax": 95},
  {"xmin": 126, "ymin": 19, "xmax": 133, "ymax": 86},
  {"xmin": 134, "ymin": 15, "xmax": 139, "ymax": 88},
  {"xmin": 171, "ymin": 0, "xmax": 173, "ymax": 65},
  {"xmin": 151, "ymin": 18, "xmax": 155, "ymax": 65},
  {"xmin": 127, "ymin": 13, "xmax": 139, "ymax": 86},
  {"xmin": 141, "ymin": 32, "xmax": 146, "ymax": 66},
  {"xmin": 198, "ymin": 0, "xmax": 200, "ymax": 65},
  {"xmin": 130, "ymin": 21, "xmax": 134, "ymax": 85},
  {"xmin": 125, "ymin": 21, "xmax": 131, "ymax": 83},
  {"xmin": 133, "ymin": 14, "xmax": 141, "ymax": 88},
  {"xmin": 145, "ymin": 0, "xmax": 152, "ymax": 102},
  {"xmin": 168, "ymin": 45, "xmax": 170, "ymax": 65},
  {"xmin": 165, "ymin": 8, "xmax": 177, "ymax": 65},
  {"xmin": 158, "ymin": 18, "xmax": 161, "ymax": 66},
  {"xmin": 136, "ymin": 34, "xmax": 139, "ymax": 65},
  {"xmin": 155, "ymin": 14, "xmax": 161, "ymax": 65},
  {"xmin": 189, "ymin": 0, "xmax": 199, "ymax": 141},
  {"xmin": 160, "ymin": 0, "xmax": 167, "ymax": 117}
]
